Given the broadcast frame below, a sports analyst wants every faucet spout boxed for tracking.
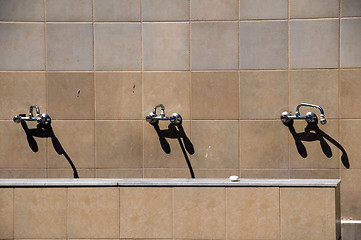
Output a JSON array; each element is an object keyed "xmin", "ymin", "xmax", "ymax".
[{"xmin": 153, "ymin": 104, "xmax": 165, "ymax": 117}]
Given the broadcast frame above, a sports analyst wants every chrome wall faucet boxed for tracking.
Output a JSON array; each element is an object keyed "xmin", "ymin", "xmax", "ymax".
[
  {"xmin": 146, "ymin": 104, "xmax": 182, "ymax": 125},
  {"xmin": 13, "ymin": 105, "xmax": 51, "ymax": 125},
  {"xmin": 281, "ymin": 103, "xmax": 327, "ymax": 125}
]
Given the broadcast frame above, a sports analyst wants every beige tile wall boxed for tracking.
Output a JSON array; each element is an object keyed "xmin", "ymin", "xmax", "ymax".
[
  {"xmin": 0, "ymin": 186, "xmax": 340, "ymax": 239},
  {"xmin": 0, "ymin": 0, "xmax": 360, "ymax": 220}
]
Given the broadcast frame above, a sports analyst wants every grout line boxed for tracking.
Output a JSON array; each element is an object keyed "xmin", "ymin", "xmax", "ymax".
[
  {"xmin": 279, "ymin": 187, "xmax": 282, "ymax": 240},
  {"xmin": 141, "ymin": 0, "xmax": 143, "ymax": 72},
  {"xmin": 44, "ymin": 0, "xmax": 49, "ymax": 177},
  {"xmin": 172, "ymin": 187, "xmax": 175, "ymax": 239},
  {"xmin": 141, "ymin": 0, "xmax": 144, "ymax": 177},
  {"xmin": 66, "ymin": 187, "xmax": 68, "ymax": 239},
  {"xmin": 12, "ymin": 187, "xmax": 15, "ymax": 238},
  {"xmin": 338, "ymin": 0, "xmax": 342, "ymax": 175},
  {"xmin": 287, "ymin": 0, "xmax": 291, "ymax": 178},
  {"xmin": 119, "ymin": 187, "xmax": 121, "ymax": 238},
  {"xmin": 92, "ymin": 0, "xmax": 97, "ymax": 176},
  {"xmin": 225, "ymin": 187, "xmax": 228, "ymax": 240},
  {"xmin": 92, "ymin": 0, "xmax": 95, "ymax": 71}
]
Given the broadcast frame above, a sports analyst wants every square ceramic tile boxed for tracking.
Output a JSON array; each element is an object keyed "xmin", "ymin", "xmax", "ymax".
[
  {"xmin": 143, "ymin": 23, "xmax": 189, "ymax": 70},
  {"xmin": 239, "ymin": 21, "xmax": 288, "ymax": 69},
  {"xmin": 174, "ymin": 187, "xmax": 226, "ymax": 239},
  {"xmin": 0, "ymin": 23, "xmax": 45, "ymax": 70},
  {"xmin": 0, "ymin": 0, "xmax": 44, "ymax": 21},
  {"xmin": 193, "ymin": 169, "xmax": 240, "ymax": 178},
  {"xmin": 96, "ymin": 169, "xmax": 143, "ymax": 178},
  {"xmin": 341, "ymin": 70, "xmax": 361, "ymax": 118},
  {"xmin": 143, "ymin": 72, "xmax": 190, "ymax": 120},
  {"xmin": 144, "ymin": 168, "xmax": 193, "ymax": 178},
  {"xmin": 227, "ymin": 188, "xmax": 279, "ymax": 239},
  {"xmin": 46, "ymin": 0, "xmax": 92, "ymax": 21},
  {"xmin": 144, "ymin": 121, "xmax": 192, "ymax": 169},
  {"xmin": 239, "ymin": 0, "xmax": 288, "ymax": 20},
  {"xmin": 288, "ymin": 119, "xmax": 340, "ymax": 169},
  {"xmin": 240, "ymin": 71, "xmax": 288, "ymax": 119},
  {"xmin": 94, "ymin": 0, "xmax": 140, "ymax": 21},
  {"xmin": 342, "ymin": 0, "xmax": 361, "ymax": 17},
  {"xmin": 240, "ymin": 120, "xmax": 289, "ymax": 169},
  {"xmin": 191, "ymin": 120, "xmax": 239, "ymax": 169},
  {"xmin": 0, "ymin": 121, "xmax": 47, "ymax": 169},
  {"xmin": 67, "ymin": 188, "xmax": 119, "ymax": 238},
  {"xmin": 290, "ymin": 0, "xmax": 339, "ymax": 19},
  {"xmin": 95, "ymin": 121, "xmax": 143, "ymax": 169},
  {"xmin": 0, "ymin": 169, "xmax": 47, "ymax": 178},
  {"xmin": 95, "ymin": 23, "xmax": 141, "ymax": 70},
  {"xmin": 47, "ymin": 23, "xmax": 93, "ymax": 70},
  {"xmin": 290, "ymin": 19, "xmax": 339, "ymax": 69},
  {"xmin": 340, "ymin": 120, "xmax": 361, "ymax": 169},
  {"xmin": 47, "ymin": 72, "xmax": 94, "ymax": 120},
  {"xmin": 48, "ymin": 169, "xmax": 95, "ymax": 178},
  {"xmin": 341, "ymin": 19, "xmax": 361, "ymax": 68},
  {"xmin": 120, "ymin": 187, "xmax": 173, "ymax": 238},
  {"xmin": 289, "ymin": 70, "xmax": 339, "ymax": 119},
  {"xmin": 143, "ymin": 0, "xmax": 189, "ymax": 21},
  {"xmin": 191, "ymin": 0, "xmax": 238, "ymax": 20},
  {"xmin": 48, "ymin": 120, "xmax": 95, "ymax": 169},
  {"xmin": 191, "ymin": 22, "xmax": 238, "ymax": 70},
  {"xmin": 241, "ymin": 169, "xmax": 290, "ymax": 178},
  {"xmin": 0, "ymin": 188, "xmax": 13, "ymax": 239},
  {"xmin": 191, "ymin": 71, "xmax": 239, "ymax": 120},
  {"xmin": 0, "ymin": 72, "xmax": 46, "ymax": 120},
  {"xmin": 14, "ymin": 188, "xmax": 67, "ymax": 238},
  {"xmin": 341, "ymin": 169, "xmax": 361, "ymax": 219},
  {"xmin": 95, "ymin": 72, "xmax": 142, "ymax": 120},
  {"xmin": 281, "ymin": 188, "xmax": 337, "ymax": 240},
  {"xmin": 290, "ymin": 169, "xmax": 340, "ymax": 179}
]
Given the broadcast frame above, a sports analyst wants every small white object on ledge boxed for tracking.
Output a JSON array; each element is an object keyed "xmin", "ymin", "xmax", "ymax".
[{"xmin": 229, "ymin": 176, "xmax": 240, "ymax": 182}]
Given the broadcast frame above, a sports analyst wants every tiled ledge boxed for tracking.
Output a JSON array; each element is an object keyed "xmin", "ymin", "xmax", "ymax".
[{"xmin": 0, "ymin": 178, "xmax": 341, "ymax": 187}]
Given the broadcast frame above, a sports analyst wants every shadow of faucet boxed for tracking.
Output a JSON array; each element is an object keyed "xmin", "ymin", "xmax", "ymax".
[
  {"xmin": 284, "ymin": 120, "xmax": 350, "ymax": 169},
  {"xmin": 20, "ymin": 121, "xmax": 79, "ymax": 178},
  {"xmin": 150, "ymin": 121, "xmax": 195, "ymax": 178}
]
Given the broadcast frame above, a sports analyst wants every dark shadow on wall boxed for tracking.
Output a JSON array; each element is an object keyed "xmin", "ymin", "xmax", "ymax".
[
  {"xmin": 150, "ymin": 121, "xmax": 195, "ymax": 178},
  {"xmin": 20, "ymin": 121, "xmax": 79, "ymax": 178},
  {"xmin": 283, "ymin": 120, "xmax": 350, "ymax": 169}
]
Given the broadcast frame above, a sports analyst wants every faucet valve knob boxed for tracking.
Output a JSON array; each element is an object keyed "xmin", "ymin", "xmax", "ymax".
[
  {"xmin": 305, "ymin": 112, "xmax": 317, "ymax": 123},
  {"xmin": 13, "ymin": 115, "xmax": 22, "ymax": 123},
  {"xmin": 170, "ymin": 113, "xmax": 182, "ymax": 125},
  {"xmin": 38, "ymin": 113, "xmax": 51, "ymax": 125},
  {"xmin": 280, "ymin": 112, "xmax": 292, "ymax": 123},
  {"xmin": 146, "ymin": 112, "xmax": 157, "ymax": 124}
]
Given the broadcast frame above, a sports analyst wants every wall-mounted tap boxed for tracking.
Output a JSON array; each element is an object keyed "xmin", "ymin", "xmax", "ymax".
[
  {"xmin": 146, "ymin": 104, "xmax": 182, "ymax": 125},
  {"xmin": 13, "ymin": 105, "xmax": 51, "ymax": 125},
  {"xmin": 281, "ymin": 103, "xmax": 327, "ymax": 125}
]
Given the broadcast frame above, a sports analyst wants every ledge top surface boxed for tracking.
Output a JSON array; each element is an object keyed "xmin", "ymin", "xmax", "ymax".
[{"xmin": 0, "ymin": 178, "xmax": 340, "ymax": 187}]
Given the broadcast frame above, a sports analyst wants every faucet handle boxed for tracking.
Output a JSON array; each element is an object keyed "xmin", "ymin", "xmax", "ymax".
[
  {"xmin": 305, "ymin": 112, "xmax": 317, "ymax": 123},
  {"xmin": 38, "ymin": 113, "xmax": 51, "ymax": 125},
  {"xmin": 280, "ymin": 112, "xmax": 292, "ymax": 124},
  {"xmin": 146, "ymin": 112, "xmax": 158, "ymax": 124},
  {"xmin": 170, "ymin": 113, "xmax": 182, "ymax": 125},
  {"xmin": 13, "ymin": 115, "xmax": 22, "ymax": 123}
]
